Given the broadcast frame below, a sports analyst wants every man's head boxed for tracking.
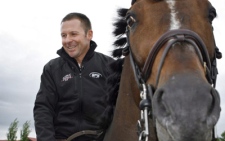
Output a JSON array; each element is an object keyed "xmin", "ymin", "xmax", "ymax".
[
  {"xmin": 61, "ymin": 12, "xmax": 92, "ymax": 34},
  {"xmin": 61, "ymin": 12, "xmax": 93, "ymax": 64}
]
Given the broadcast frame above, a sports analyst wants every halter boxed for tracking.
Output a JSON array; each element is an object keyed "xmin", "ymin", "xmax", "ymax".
[{"xmin": 124, "ymin": 27, "xmax": 221, "ymax": 141}]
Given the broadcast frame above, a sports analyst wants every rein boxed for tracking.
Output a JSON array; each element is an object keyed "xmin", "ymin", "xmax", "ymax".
[
  {"xmin": 66, "ymin": 130, "xmax": 103, "ymax": 141},
  {"xmin": 124, "ymin": 28, "xmax": 221, "ymax": 141}
]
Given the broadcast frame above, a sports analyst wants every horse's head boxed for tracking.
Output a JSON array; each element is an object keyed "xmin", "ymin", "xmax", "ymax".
[{"xmin": 112, "ymin": 0, "xmax": 222, "ymax": 141}]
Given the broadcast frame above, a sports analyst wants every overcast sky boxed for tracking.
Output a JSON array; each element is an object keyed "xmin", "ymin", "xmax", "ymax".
[{"xmin": 0, "ymin": 0, "xmax": 224, "ymax": 139}]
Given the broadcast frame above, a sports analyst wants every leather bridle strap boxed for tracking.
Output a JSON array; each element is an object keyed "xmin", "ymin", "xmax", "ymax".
[
  {"xmin": 126, "ymin": 27, "xmax": 145, "ymax": 90},
  {"xmin": 126, "ymin": 28, "xmax": 151, "ymax": 141},
  {"xmin": 142, "ymin": 29, "xmax": 212, "ymax": 85},
  {"xmin": 126, "ymin": 29, "xmax": 213, "ymax": 90},
  {"xmin": 66, "ymin": 130, "xmax": 103, "ymax": 141},
  {"xmin": 154, "ymin": 34, "xmax": 206, "ymax": 87},
  {"xmin": 125, "ymin": 28, "xmax": 218, "ymax": 141}
]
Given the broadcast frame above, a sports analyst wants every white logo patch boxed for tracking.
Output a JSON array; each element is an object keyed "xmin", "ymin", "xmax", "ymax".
[
  {"xmin": 61, "ymin": 73, "xmax": 73, "ymax": 82},
  {"xmin": 89, "ymin": 72, "xmax": 102, "ymax": 78}
]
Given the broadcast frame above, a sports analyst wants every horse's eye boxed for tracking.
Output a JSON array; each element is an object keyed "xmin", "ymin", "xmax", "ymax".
[
  {"xmin": 126, "ymin": 16, "xmax": 136, "ymax": 28},
  {"xmin": 208, "ymin": 7, "xmax": 217, "ymax": 24}
]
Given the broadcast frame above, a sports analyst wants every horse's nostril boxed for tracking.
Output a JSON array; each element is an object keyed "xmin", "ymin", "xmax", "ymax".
[
  {"xmin": 207, "ymin": 88, "xmax": 221, "ymax": 128},
  {"xmin": 152, "ymin": 88, "xmax": 172, "ymax": 126}
]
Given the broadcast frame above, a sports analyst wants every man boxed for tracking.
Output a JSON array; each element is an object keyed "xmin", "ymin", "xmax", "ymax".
[{"xmin": 33, "ymin": 12, "xmax": 114, "ymax": 141}]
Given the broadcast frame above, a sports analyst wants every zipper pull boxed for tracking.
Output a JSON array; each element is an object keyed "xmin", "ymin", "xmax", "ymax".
[
  {"xmin": 79, "ymin": 65, "xmax": 84, "ymax": 78},
  {"xmin": 80, "ymin": 65, "xmax": 84, "ymax": 72}
]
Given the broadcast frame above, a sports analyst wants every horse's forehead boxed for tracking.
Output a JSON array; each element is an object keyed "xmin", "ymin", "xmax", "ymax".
[
  {"xmin": 130, "ymin": 0, "xmax": 210, "ymax": 14},
  {"xmin": 129, "ymin": 0, "xmax": 212, "ymax": 33},
  {"xmin": 130, "ymin": 0, "xmax": 209, "ymax": 15},
  {"xmin": 128, "ymin": 0, "xmax": 214, "ymax": 55}
]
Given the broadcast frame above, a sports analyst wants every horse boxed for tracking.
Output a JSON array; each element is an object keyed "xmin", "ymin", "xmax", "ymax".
[{"xmin": 102, "ymin": 0, "xmax": 223, "ymax": 141}]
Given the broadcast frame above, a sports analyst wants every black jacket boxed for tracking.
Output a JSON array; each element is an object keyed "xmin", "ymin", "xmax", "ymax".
[{"xmin": 34, "ymin": 41, "xmax": 114, "ymax": 141}]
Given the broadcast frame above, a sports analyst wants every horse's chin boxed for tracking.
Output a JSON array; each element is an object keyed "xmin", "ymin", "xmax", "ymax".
[
  {"xmin": 155, "ymin": 120, "xmax": 174, "ymax": 141},
  {"xmin": 155, "ymin": 120, "xmax": 212, "ymax": 141}
]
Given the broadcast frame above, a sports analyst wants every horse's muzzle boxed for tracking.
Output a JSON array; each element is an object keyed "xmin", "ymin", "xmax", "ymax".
[{"xmin": 152, "ymin": 73, "xmax": 221, "ymax": 141}]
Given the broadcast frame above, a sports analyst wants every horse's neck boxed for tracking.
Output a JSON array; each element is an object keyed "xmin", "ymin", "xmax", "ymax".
[
  {"xmin": 104, "ymin": 58, "xmax": 140, "ymax": 141},
  {"xmin": 104, "ymin": 57, "xmax": 158, "ymax": 141}
]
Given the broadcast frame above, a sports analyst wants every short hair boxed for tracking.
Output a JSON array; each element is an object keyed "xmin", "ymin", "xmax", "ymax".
[{"xmin": 61, "ymin": 12, "xmax": 92, "ymax": 33}]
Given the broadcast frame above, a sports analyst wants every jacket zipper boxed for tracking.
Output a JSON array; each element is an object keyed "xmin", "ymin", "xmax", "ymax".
[
  {"xmin": 73, "ymin": 64, "xmax": 83, "ymax": 132},
  {"xmin": 78, "ymin": 65, "xmax": 83, "ymax": 131}
]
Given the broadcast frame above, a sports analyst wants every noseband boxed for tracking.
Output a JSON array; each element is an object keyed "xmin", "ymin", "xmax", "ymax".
[{"xmin": 124, "ymin": 28, "xmax": 221, "ymax": 141}]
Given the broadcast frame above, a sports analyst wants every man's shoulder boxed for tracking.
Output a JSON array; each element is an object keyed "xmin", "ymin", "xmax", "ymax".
[
  {"xmin": 94, "ymin": 52, "xmax": 114, "ymax": 62},
  {"xmin": 44, "ymin": 57, "xmax": 65, "ymax": 70},
  {"xmin": 47, "ymin": 57, "xmax": 63, "ymax": 65}
]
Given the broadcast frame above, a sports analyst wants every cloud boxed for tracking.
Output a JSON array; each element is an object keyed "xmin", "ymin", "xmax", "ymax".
[{"xmin": 0, "ymin": 33, "xmax": 39, "ymax": 138}]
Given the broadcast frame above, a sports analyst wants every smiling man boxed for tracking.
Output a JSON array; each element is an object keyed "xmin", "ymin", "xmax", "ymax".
[{"xmin": 33, "ymin": 12, "xmax": 114, "ymax": 141}]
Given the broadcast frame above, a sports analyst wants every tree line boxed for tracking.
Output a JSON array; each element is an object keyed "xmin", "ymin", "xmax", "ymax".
[
  {"xmin": 5, "ymin": 118, "xmax": 225, "ymax": 141},
  {"xmin": 217, "ymin": 131, "xmax": 225, "ymax": 141},
  {"xmin": 6, "ymin": 118, "xmax": 31, "ymax": 141}
]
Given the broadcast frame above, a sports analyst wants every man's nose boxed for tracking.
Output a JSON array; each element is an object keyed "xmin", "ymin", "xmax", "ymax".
[{"xmin": 64, "ymin": 36, "xmax": 72, "ymax": 43}]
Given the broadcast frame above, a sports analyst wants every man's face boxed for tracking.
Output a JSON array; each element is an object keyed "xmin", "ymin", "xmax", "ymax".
[{"xmin": 61, "ymin": 19, "xmax": 92, "ymax": 63}]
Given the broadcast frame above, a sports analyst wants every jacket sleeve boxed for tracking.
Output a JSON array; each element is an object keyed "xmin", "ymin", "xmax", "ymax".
[{"xmin": 33, "ymin": 63, "xmax": 58, "ymax": 141}]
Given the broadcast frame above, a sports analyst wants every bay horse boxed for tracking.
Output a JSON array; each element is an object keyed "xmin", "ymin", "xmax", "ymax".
[{"xmin": 101, "ymin": 0, "xmax": 223, "ymax": 141}]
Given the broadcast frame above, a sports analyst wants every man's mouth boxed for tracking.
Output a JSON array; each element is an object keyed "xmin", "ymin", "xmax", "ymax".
[{"xmin": 67, "ymin": 46, "xmax": 77, "ymax": 50}]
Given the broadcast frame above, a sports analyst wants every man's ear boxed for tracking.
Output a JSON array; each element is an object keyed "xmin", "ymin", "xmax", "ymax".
[{"xmin": 87, "ymin": 30, "xmax": 93, "ymax": 40}]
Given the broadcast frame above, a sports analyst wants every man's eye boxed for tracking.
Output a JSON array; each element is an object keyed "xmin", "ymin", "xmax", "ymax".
[
  {"xmin": 61, "ymin": 34, "xmax": 66, "ymax": 38},
  {"xmin": 71, "ymin": 32, "xmax": 79, "ymax": 36}
]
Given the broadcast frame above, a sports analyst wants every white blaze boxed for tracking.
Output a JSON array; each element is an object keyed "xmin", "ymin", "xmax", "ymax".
[{"xmin": 166, "ymin": 0, "xmax": 181, "ymax": 30}]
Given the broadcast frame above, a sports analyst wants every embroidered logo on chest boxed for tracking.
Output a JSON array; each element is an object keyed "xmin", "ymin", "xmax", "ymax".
[
  {"xmin": 89, "ymin": 72, "xmax": 102, "ymax": 78},
  {"xmin": 61, "ymin": 73, "xmax": 73, "ymax": 82}
]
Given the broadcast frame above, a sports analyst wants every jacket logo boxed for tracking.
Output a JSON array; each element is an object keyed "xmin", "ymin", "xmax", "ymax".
[
  {"xmin": 89, "ymin": 72, "xmax": 102, "ymax": 78},
  {"xmin": 61, "ymin": 73, "xmax": 73, "ymax": 82}
]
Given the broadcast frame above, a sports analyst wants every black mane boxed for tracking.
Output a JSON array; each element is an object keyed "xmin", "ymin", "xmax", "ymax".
[
  {"xmin": 112, "ymin": 8, "xmax": 128, "ymax": 58},
  {"xmin": 107, "ymin": 8, "xmax": 128, "ymax": 109},
  {"xmin": 97, "ymin": 8, "xmax": 128, "ymax": 129}
]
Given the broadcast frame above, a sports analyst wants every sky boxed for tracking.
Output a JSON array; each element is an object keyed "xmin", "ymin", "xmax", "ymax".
[{"xmin": 0, "ymin": 0, "xmax": 224, "ymax": 139}]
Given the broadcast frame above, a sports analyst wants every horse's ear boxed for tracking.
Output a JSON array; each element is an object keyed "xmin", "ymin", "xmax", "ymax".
[{"xmin": 131, "ymin": 0, "xmax": 136, "ymax": 5}]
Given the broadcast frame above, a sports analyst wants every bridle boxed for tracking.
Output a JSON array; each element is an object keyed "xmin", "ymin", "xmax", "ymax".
[{"xmin": 123, "ymin": 27, "xmax": 222, "ymax": 141}]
